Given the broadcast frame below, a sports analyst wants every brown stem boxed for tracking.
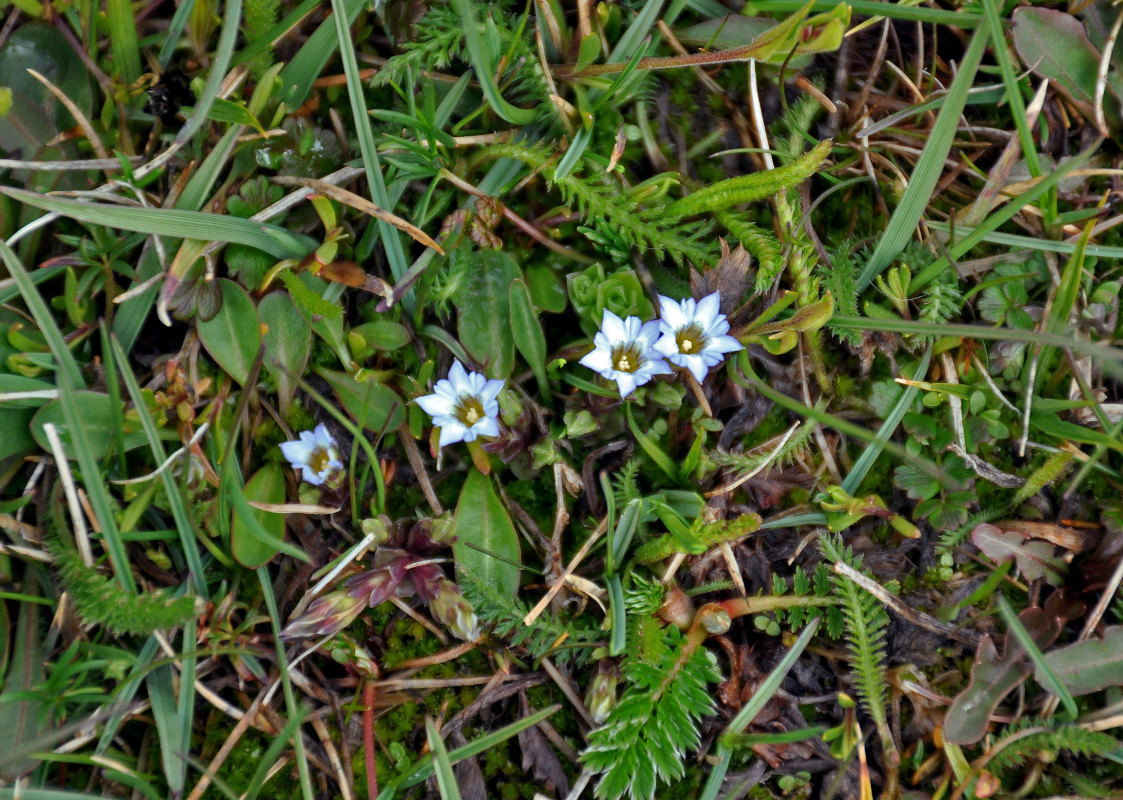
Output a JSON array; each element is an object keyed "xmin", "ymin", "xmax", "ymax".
[{"xmin": 363, "ymin": 680, "xmax": 378, "ymax": 800}]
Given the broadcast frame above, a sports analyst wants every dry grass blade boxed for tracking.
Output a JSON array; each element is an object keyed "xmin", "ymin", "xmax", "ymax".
[{"xmin": 271, "ymin": 175, "xmax": 445, "ymax": 253}]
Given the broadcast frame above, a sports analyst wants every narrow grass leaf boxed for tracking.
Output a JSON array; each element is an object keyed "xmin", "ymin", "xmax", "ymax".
[
  {"xmin": 842, "ymin": 348, "xmax": 931, "ymax": 494},
  {"xmin": 858, "ymin": 21, "xmax": 990, "ymax": 289},
  {"xmin": 175, "ymin": 0, "xmax": 242, "ymax": 146},
  {"xmin": 449, "ymin": 0, "xmax": 537, "ymax": 124},
  {"xmin": 700, "ymin": 619, "xmax": 820, "ymax": 800},
  {"xmin": 106, "ymin": 0, "xmax": 141, "ymax": 84},
  {"xmin": 997, "ymin": 595, "xmax": 1078, "ymax": 719},
  {"xmin": 2, "ymin": 189, "xmax": 315, "ymax": 259},
  {"xmin": 427, "ymin": 719, "xmax": 463, "ymax": 800}
]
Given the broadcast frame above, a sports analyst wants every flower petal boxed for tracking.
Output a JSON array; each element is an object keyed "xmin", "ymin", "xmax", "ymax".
[
  {"xmin": 658, "ymin": 296, "xmax": 688, "ymax": 330},
  {"xmin": 615, "ymin": 372, "xmax": 638, "ymax": 398},
  {"xmin": 636, "ymin": 319, "xmax": 663, "ymax": 348},
  {"xmin": 600, "ymin": 309, "xmax": 627, "ymax": 342},
  {"xmin": 686, "ymin": 357, "xmax": 710, "ymax": 384},
  {"xmin": 579, "ymin": 346, "xmax": 613, "ymax": 374},
  {"xmin": 415, "ymin": 393, "xmax": 453, "ymax": 417},
  {"xmin": 301, "ymin": 467, "xmax": 327, "ymax": 486},
  {"xmin": 696, "ymin": 292, "xmax": 721, "ymax": 325},
  {"xmin": 472, "ymin": 417, "xmax": 500, "ymax": 439},
  {"xmin": 480, "ymin": 378, "xmax": 505, "ymax": 406},
  {"xmin": 707, "ymin": 334, "xmax": 744, "ymax": 355},
  {"xmin": 280, "ymin": 440, "xmax": 314, "ymax": 467},
  {"xmin": 438, "ymin": 422, "xmax": 469, "ymax": 447},
  {"xmin": 447, "ymin": 360, "xmax": 470, "ymax": 392}
]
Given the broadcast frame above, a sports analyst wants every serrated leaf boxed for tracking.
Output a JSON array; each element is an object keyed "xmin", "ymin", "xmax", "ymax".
[
  {"xmin": 453, "ymin": 469, "xmax": 520, "ymax": 598},
  {"xmin": 197, "ymin": 279, "xmax": 261, "ymax": 386}
]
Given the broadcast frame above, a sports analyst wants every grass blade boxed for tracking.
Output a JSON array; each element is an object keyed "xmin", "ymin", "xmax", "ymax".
[
  {"xmin": 857, "ymin": 20, "xmax": 990, "ymax": 290},
  {"xmin": 2, "ymin": 188, "xmax": 315, "ymax": 259}
]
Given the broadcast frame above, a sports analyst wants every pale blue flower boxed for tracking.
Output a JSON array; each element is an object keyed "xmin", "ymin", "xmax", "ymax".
[
  {"xmin": 416, "ymin": 360, "xmax": 504, "ymax": 447},
  {"xmin": 579, "ymin": 309, "xmax": 672, "ymax": 398},
  {"xmin": 654, "ymin": 292, "xmax": 743, "ymax": 383},
  {"xmin": 280, "ymin": 424, "xmax": 344, "ymax": 486}
]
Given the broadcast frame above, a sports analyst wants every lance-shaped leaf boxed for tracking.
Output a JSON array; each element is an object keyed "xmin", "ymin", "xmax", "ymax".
[
  {"xmin": 1041, "ymin": 626, "xmax": 1123, "ymax": 697},
  {"xmin": 453, "ymin": 469, "xmax": 521, "ymax": 598}
]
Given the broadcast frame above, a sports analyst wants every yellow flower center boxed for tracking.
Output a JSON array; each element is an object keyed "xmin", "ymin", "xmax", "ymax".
[
  {"xmin": 308, "ymin": 447, "xmax": 332, "ymax": 475},
  {"xmin": 676, "ymin": 326, "xmax": 704, "ymax": 355},
  {"xmin": 455, "ymin": 396, "xmax": 486, "ymax": 426},
  {"xmin": 611, "ymin": 344, "xmax": 643, "ymax": 374}
]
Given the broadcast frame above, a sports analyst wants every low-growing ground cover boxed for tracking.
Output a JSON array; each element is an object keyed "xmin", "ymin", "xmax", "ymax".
[{"xmin": 0, "ymin": 1, "xmax": 1122, "ymax": 798}]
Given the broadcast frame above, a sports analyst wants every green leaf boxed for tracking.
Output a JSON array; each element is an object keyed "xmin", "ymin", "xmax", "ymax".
[
  {"xmin": 453, "ymin": 469, "xmax": 521, "ymax": 598},
  {"xmin": 197, "ymin": 279, "xmax": 262, "ymax": 386},
  {"xmin": 0, "ymin": 577, "xmax": 45, "ymax": 781},
  {"xmin": 971, "ymin": 523, "xmax": 1066, "ymax": 586},
  {"xmin": 454, "ymin": 251, "xmax": 520, "ymax": 379},
  {"xmin": 31, "ymin": 391, "xmax": 140, "ymax": 459},
  {"xmin": 0, "ymin": 188, "xmax": 316, "ymax": 260},
  {"xmin": 1012, "ymin": 8, "xmax": 1100, "ymax": 122},
  {"xmin": 448, "ymin": 0, "xmax": 537, "ymax": 125},
  {"xmin": 318, "ymin": 369, "xmax": 405, "ymax": 436},
  {"xmin": 232, "ymin": 463, "xmax": 287, "ymax": 568},
  {"xmin": 1042, "ymin": 625, "xmax": 1123, "ymax": 696},
  {"xmin": 349, "ymin": 320, "xmax": 411, "ymax": 355},
  {"xmin": 259, "ymin": 292, "xmax": 311, "ymax": 416},
  {"xmin": 525, "ymin": 263, "xmax": 567, "ymax": 313},
  {"xmin": 508, "ymin": 279, "xmax": 550, "ymax": 403},
  {"xmin": 426, "ymin": 719, "xmax": 462, "ymax": 800}
]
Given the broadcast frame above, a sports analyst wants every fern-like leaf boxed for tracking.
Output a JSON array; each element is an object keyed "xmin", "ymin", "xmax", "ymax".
[
  {"xmin": 818, "ymin": 534, "xmax": 899, "ymax": 773},
  {"xmin": 581, "ymin": 618, "xmax": 721, "ymax": 800},
  {"xmin": 987, "ymin": 722, "xmax": 1119, "ymax": 778}
]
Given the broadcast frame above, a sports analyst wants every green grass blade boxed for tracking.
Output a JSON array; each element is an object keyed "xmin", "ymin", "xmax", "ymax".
[
  {"xmin": 911, "ymin": 145, "xmax": 1096, "ymax": 291},
  {"xmin": 157, "ymin": 0, "xmax": 197, "ymax": 67},
  {"xmin": 257, "ymin": 568, "xmax": 315, "ymax": 800},
  {"xmin": 841, "ymin": 347, "xmax": 932, "ymax": 494},
  {"xmin": 0, "ymin": 241, "xmax": 84, "ymax": 391},
  {"xmin": 2, "ymin": 189, "xmax": 316, "ymax": 259},
  {"xmin": 996, "ymin": 595, "xmax": 1078, "ymax": 719},
  {"xmin": 385, "ymin": 705, "xmax": 559, "ymax": 795},
  {"xmin": 330, "ymin": 0, "xmax": 411, "ymax": 295},
  {"xmin": 742, "ymin": 0, "xmax": 982, "ymax": 26},
  {"xmin": 980, "ymin": 0, "xmax": 1042, "ymax": 179},
  {"xmin": 858, "ymin": 20, "xmax": 990, "ymax": 290},
  {"xmin": 923, "ymin": 221, "xmax": 1123, "ymax": 259},
  {"xmin": 449, "ymin": 0, "xmax": 537, "ymax": 124},
  {"xmin": 175, "ymin": 0, "xmax": 243, "ymax": 146},
  {"xmin": 427, "ymin": 719, "xmax": 463, "ymax": 800},
  {"xmin": 106, "ymin": 0, "xmax": 142, "ymax": 84},
  {"xmin": 700, "ymin": 618, "xmax": 820, "ymax": 800},
  {"xmin": 280, "ymin": 0, "xmax": 366, "ymax": 108}
]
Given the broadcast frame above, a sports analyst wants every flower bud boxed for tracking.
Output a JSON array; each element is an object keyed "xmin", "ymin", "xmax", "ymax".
[
  {"xmin": 281, "ymin": 590, "xmax": 365, "ymax": 640},
  {"xmin": 427, "ymin": 578, "xmax": 480, "ymax": 642},
  {"xmin": 585, "ymin": 663, "xmax": 619, "ymax": 724}
]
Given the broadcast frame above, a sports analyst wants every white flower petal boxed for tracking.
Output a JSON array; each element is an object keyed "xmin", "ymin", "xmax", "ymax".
[
  {"xmin": 615, "ymin": 372, "xmax": 638, "ymax": 398},
  {"xmin": 301, "ymin": 467, "xmax": 327, "ymax": 486},
  {"xmin": 658, "ymin": 296, "xmax": 688, "ymax": 330},
  {"xmin": 686, "ymin": 357, "xmax": 710, "ymax": 384},
  {"xmin": 480, "ymin": 378, "xmax": 505, "ymax": 406},
  {"xmin": 311, "ymin": 424, "xmax": 334, "ymax": 447},
  {"xmin": 473, "ymin": 417, "xmax": 500, "ymax": 438},
  {"xmin": 438, "ymin": 422, "xmax": 469, "ymax": 447},
  {"xmin": 600, "ymin": 309, "xmax": 627, "ymax": 342},
  {"xmin": 416, "ymin": 393, "xmax": 454, "ymax": 417},
  {"xmin": 636, "ymin": 319, "xmax": 663, "ymax": 348},
  {"xmin": 580, "ymin": 346, "xmax": 613, "ymax": 374},
  {"xmin": 279, "ymin": 440, "xmax": 314, "ymax": 467},
  {"xmin": 707, "ymin": 334, "xmax": 744, "ymax": 355},
  {"xmin": 696, "ymin": 292, "xmax": 721, "ymax": 325},
  {"xmin": 448, "ymin": 360, "xmax": 470, "ymax": 391},
  {"xmin": 653, "ymin": 333, "xmax": 678, "ymax": 359}
]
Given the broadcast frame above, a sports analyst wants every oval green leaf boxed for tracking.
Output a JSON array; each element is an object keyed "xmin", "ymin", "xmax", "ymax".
[
  {"xmin": 197, "ymin": 278, "xmax": 262, "ymax": 386},
  {"xmin": 319, "ymin": 369, "xmax": 405, "ymax": 435},
  {"xmin": 259, "ymin": 291, "xmax": 311, "ymax": 416},
  {"xmin": 453, "ymin": 469, "xmax": 521, "ymax": 598},
  {"xmin": 454, "ymin": 251, "xmax": 520, "ymax": 379},
  {"xmin": 231, "ymin": 463, "xmax": 287, "ymax": 568}
]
